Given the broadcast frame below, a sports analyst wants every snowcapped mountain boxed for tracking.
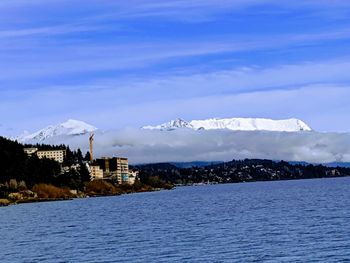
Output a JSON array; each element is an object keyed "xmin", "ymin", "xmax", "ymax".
[
  {"xmin": 18, "ymin": 119, "xmax": 97, "ymax": 143},
  {"xmin": 142, "ymin": 117, "xmax": 312, "ymax": 132},
  {"xmin": 142, "ymin": 118, "xmax": 194, "ymax": 131}
]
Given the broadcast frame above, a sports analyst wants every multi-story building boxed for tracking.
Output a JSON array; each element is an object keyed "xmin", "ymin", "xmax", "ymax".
[
  {"xmin": 116, "ymin": 157, "xmax": 129, "ymax": 184},
  {"xmin": 89, "ymin": 164, "xmax": 104, "ymax": 180},
  {"xmin": 95, "ymin": 157, "xmax": 129, "ymax": 184},
  {"xmin": 36, "ymin": 150, "xmax": 66, "ymax": 163}
]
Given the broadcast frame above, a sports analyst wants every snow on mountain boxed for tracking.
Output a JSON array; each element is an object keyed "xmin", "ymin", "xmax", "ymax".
[
  {"xmin": 18, "ymin": 119, "xmax": 97, "ymax": 142},
  {"xmin": 142, "ymin": 118, "xmax": 194, "ymax": 131},
  {"xmin": 190, "ymin": 118, "xmax": 312, "ymax": 132},
  {"xmin": 142, "ymin": 117, "xmax": 312, "ymax": 132}
]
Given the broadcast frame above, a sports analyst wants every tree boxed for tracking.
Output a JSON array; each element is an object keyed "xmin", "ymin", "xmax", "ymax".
[
  {"xmin": 76, "ymin": 149, "xmax": 83, "ymax": 163},
  {"xmin": 64, "ymin": 146, "xmax": 74, "ymax": 165},
  {"xmin": 79, "ymin": 164, "xmax": 91, "ymax": 184},
  {"xmin": 84, "ymin": 151, "xmax": 91, "ymax": 162}
]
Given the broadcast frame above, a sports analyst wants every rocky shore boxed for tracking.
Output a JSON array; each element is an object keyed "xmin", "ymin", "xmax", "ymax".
[{"xmin": 0, "ymin": 180, "xmax": 174, "ymax": 207}]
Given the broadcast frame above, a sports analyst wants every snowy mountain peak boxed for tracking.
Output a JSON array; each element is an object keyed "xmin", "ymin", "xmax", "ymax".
[
  {"xmin": 18, "ymin": 119, "xmax": 97, "ymax": 142},
  {"xmin": 143, "ymin": 117, "xmax": 312, "ymax": 132},
  {"xmin": 142, "ymin": 118, "xmax": 194, "ymax": 131},
  {"xmin": 59, "ymin": 119, "xmax": 97, "ymax": 135}
]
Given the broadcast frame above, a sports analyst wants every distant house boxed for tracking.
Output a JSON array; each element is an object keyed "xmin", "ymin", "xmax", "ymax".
[
  {"xmin": 23, "ymin": 147, "xmax": 38, "ymax": 156},
  {"xmin": 128, "ymin": 170, "xmax": 139, "ymax": 185}
]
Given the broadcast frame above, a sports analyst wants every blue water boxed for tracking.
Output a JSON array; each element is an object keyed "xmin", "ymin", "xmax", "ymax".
[{"xmin": 1, "ymin": 177, "xmax": 350, "ymax": 262}]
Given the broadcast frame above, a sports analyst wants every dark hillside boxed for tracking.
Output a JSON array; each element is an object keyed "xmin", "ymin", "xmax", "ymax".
[{"xmin": 136, "ymin": 159, "xmax": 350, "ymax": 185}]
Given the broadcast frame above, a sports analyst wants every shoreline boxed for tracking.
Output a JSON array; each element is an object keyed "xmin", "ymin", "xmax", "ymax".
[
  {"xmin": 0, "ymin": 187, "xmax": 171, "ymax": 207},
  {"xmin": 2, "ymin": 175, "xmax": 348, "ymax": 207}
]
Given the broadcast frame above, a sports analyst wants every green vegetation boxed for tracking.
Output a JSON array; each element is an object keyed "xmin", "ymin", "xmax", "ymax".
[
  {"xmin": 85, "ymin": 179, "xmax": 157, "ymax": 196},
  {"xmin": 0, "ymin": 136, "xmax": 96, "ymax": 205},
  {"xmin": 141, "ymin": 176, "xmax": 174, "ymax": 190},
  {"xmin": 0, "ymin": 136, "xmax": 174, "ymax": 206}
]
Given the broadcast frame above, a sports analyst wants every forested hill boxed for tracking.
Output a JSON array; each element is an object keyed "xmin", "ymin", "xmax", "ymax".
[
  {"xmin": 0, "ymin": 136, "xmax": 89, "ymax": 190},
  {"xmin": 0, "ymin": 136, "xmax": 171, "ymax": 205},
  {"xmin": 135, "ymin": 159, "xmax": 350, "ymax": 185}
]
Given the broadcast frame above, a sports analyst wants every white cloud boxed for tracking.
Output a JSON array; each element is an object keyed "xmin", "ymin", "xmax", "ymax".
[
  {"xmin": 38, "ymin": 129, "xmax": 350, "ymax": 164},
  {"xmin": 119, "ymin": 59, "xmax": 350, "ymax": 98}
]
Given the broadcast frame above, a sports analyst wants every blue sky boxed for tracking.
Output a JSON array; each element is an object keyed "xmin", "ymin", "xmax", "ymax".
[{"xmin": 1, "ymin": 0, "xmax": 350, "ymax": 135}]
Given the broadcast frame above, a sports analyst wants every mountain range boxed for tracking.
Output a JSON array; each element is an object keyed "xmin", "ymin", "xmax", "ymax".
[
  {"xmin": 8, "ymin": 117, "xmax": 350, "ymax": 165},
  {"xmin": 142, "ymin": 117, "xmax": 312, "ymax": 132},
  {"xmin": 17, "ymin": 117, "xmax": 312, "ymax": 143}
]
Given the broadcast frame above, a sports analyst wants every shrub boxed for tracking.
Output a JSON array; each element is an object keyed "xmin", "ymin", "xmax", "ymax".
[
  {"xmin": 117, "ymin": 183, "xmax": 133, "ymax": 192},
  {"xmin": 85, "ymin": 180, "xmax": 120, "ymax": 195},
  {"xmin": 32, "ymin": 184, "xmax": 73, "ymax": 199},
  {"xmin": 131, "ymin": 180, "xmax": 152, "ymax": 192},
  {"xmin": 145, "ymin": 176, "xmax": 174, "ymax": 189},
  {"xmin": 0, "ymin": 184, "xmax": 9, "ymax": 198},
  {"xmin": 0, "ymin": 199, "xmax": 10, "ymax": 206},
  {"xmin": 18, "ymin": 180, "xmax": 27, "ymax": 191},
  {"xmin": 8, "ymin": 192, "xmax": 23, "ymax": 201},
  {"xmin": 20, "ymin": 190, "xmax": 37, "ymax": 198},
  {"xmin": 9, "ymin": 179, "xmax": 18, "ymax": 191}
]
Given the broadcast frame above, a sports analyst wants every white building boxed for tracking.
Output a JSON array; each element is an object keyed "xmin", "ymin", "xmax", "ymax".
[
  {"xmin": 117, "ymin": 157, "xmax": 129, "ymax": 184},
  {"xmin": 37, "ymin": 150, "xmax": 66, "ymax": 163},
  {"xmin": 127, "ymin": 170, "xmax": 139, "ymax": 185},
  {"xmin": 89, "ymin": 164, "xmax": 104, "ymax": 180},
  {"xmin": 23, "ymin": 147, "xmax": 38, "ymax": 156}
]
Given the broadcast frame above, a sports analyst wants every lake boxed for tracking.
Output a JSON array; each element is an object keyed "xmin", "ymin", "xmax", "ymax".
[{"xmin": 1, "ymin": 177, "xmax": 350, "ymax": 262}]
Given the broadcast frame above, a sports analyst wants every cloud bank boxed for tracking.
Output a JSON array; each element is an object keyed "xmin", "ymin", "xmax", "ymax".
[{"xmin": 38, "ymin": 129, "xmax": 350, "ymax": 164}]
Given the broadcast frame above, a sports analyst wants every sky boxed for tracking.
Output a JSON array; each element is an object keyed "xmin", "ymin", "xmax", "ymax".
[{"xmin": 1, "ymin": 0, "xmax": 350, "ymax": 136}]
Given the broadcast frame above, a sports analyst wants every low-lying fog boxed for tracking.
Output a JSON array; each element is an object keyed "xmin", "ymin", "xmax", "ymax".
[{"xmin": 32, "ymin": 129, "xmax": 350, "ymax": 165}]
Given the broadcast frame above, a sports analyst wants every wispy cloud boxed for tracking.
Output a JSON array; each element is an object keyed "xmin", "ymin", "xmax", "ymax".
[
  {"xmin": 1, "ymin": 29, "xmax": 350, "ymax": 81},
  {"xmin": 121, "ymin": 59, "xmax": 350, "ymax": 98},
  {"xmin": 0, "ymin": 24, "xmax": 105, "ymax": 38},
  {"xmin": 1, "ymin": 0, "xmax": 349, "ymax": 27},
  {"xmin": 67, "ymin": 1, "xmax": 350, "ymax": 23}
]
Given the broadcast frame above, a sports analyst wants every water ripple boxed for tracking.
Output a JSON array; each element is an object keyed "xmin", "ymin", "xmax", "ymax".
[{"xmin": 1, "ymin": 177, "xmax": 350, "ymax": 262}]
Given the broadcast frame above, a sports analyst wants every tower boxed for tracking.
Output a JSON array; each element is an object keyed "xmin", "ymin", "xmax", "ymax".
[{"xmin": 89, "ymin": 133, "xmax": 94, "ymax": 162}]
